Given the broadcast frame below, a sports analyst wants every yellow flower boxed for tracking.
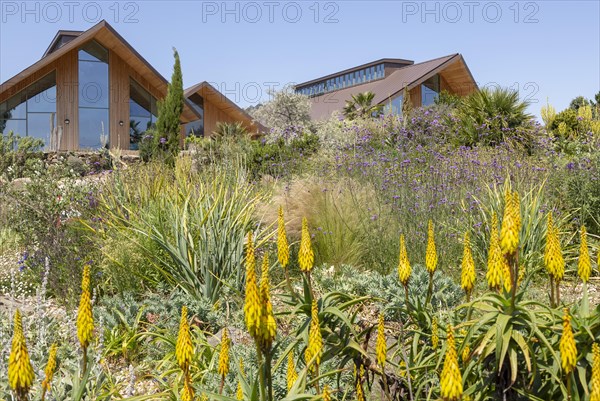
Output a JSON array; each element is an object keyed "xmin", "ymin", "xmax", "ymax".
[
  {"xmin": 440, "ymin": 325, "xmax": 463, "ymax": 401},
  {"xmin": 486, "ymin": 213, "xmax": 503, "ymax": 290},
  {"xmin": 41, "ymin": 343, "xmax": 58, "ymax": 394},
  {"xmin": 591, "ymin": 343, "xmax": 600, "ymax": 401},
  {"xmin": 425, "ymin": 220, "xmax": 438, "ymax": 274},
  {"xmin": 299, "ymin": 217, "xmax": 314, "ymax": 272},
  {"xmin": 578, "ymin": 226, "xmax": 591, "ymax": 283},
  {"xmin": 305, "ymin": 300, "xmax": 323, "ymax": 371},
  {"xmin": 77, "ymin": 265, "xmax": 94, "ymax": 349},
  {"xmin": 462, "ymin": 344, "xmax": 470, "ymax": 363},
  {"xmin": 460, "ymin": 232, "xmax": 475, "ymax": 297},
  {"xmin": 544, "ymin": 213, "xmax": 565, "ymax": 282},
  {"xmin": 199, "ymin": 393, "xmax": 208, "ymax": 401},
  {"xmin": 356, "ymin": 365, "xmax": 365, "ymax": 401},
  {"xmin": 259, "ymin": 252, "xmax": 277, "ymax": 349},
  {"xmin": 323, "ymin": 384, "xmax": 332, "ymax": 401},
  {"xmin": 236, "ymin": 381, "xmax": 244, "ymax": 400},
  {"xmin": 500, "ymin": 190, "xmax": 520, "ymax": 256},
  {"xmin": 502, "ymin": 256, "xmax": 512, "ymax": 294},
  {"xmin": 397, "ymin": 234, "xmax": 411, "ymax": 287},
  {"xmin": 287, "ymin": 351, "xmax": 298, "ymax": 391},
  {"xmin": 277, "ymin": 206, "xmax": 290, "ymax": 268},
  {"xmin": 431, "ymin": 317, "xmax": 439, "ymax": 350},
  {"xmin": 559, "ymin": 309, "xmax": 577, "ymax": 375},
  {"xmin": 176, "ymin": 306, "xmax": 193, "ymax": 374},
  {"xmin": 376, "ymin": 313, "xmax": 387, "ymax": 368},
  {"xmin": 244, "ymin": 232, "xmax": 261, "ymax": 339},
  {"xmin": 181, "ymin": 379, "xmax": 195, "ymax": 401},
  {"xmin": 218, "ymin": 328, "xmax": 230, "ymax": 377},
  {"xmin": 8, "ymin": 310, "xmax": 34, "ymax": 397}
]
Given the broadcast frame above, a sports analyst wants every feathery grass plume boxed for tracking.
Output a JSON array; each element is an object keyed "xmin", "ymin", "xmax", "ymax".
[
  {"xmin": 323, "ymin": 385, "xmax": 332, "ymax": 401},
  {"xmin": 218, "ymin": 328, "xmax": 230, "ymax": 376},
  {"xmin": 299, "ymin": 217, "xmax": 314, "ymax": 272},
  {"xmin": 398, "ymin": 234, "xmax": 411, "ymax": 286},
  {"xmin": 181, "ymin": 378, "xmax": 195, "ymax": 401},
  {"xmin": 236, "ymin": 381, "xmax": 244, "ymax": 400},
  {"xmin": 259, "ymin": 252, "xmax": 277, "ymax": 349},
  {"xmin": 425, "ymin": 220, "xmax": 438, "ymax": 273},
  {"xmin": 486, "ymin": 213, "xmax": 503, "ymax": 290},
  {"xmin": 305, "ymin": 299, "xmax": 323, "ymax": 372},
  {"xmin": 176, "ymin": 306, "xmax": 193, "ymax": 374},
  {"xmin": 440, "ymin": 325, "xmax": 463, "ymax": 401},
  {"xmin": 591, "ymin": 343, "xmax": 600, "ymax": 401},
  {"xmin": 376, "ymin": 313, "xmax": 387, "ymax": 368},
  {"xmin": 560, "ymin": 308, "xmax": 577, "ymax": 375},
  {"xmin": 460, "ymin": 232, "xmax": 475, "ymax": 298},
  {"xmin": 77, "ymin": 265, "xmax": 94, "ymax": 349},
  {"xmin": 500, "ymin": 190, "xmax": 520, "ymax": 256},
  {"xmin": 41, "ymin": 343, "xmax": 58, "ymax": 400},
  {"xmin": 287, "ymin": 351, "xmax": 298, "ymax": 391},
  {"xmin": 431, "ymin": 317, "xmax": 439, "ymax": 350},
  {"xmin": 277, "ymin": 206, "xmax": 290, "ymax": 268},
  {"xmin": 578, "ymin": 226, "xmax": 591, "ymax": 283},
  {"xmin": 244, "ymin": 231, "xmax": 261, "ymax": 339},
  {"xmin": 8, "ymin": 310, "xmax": 34, "ymax": 401}
]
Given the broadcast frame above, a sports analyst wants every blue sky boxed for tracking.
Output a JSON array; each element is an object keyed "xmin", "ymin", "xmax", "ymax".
[{"xmin": 1, "ymin": 0, "xmax": 599, "ymax": 119}]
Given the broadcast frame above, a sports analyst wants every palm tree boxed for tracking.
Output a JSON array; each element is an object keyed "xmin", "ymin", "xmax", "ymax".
[{"xmin": 343, "ymin": 92, "xmax": 383, "ymax": 120}]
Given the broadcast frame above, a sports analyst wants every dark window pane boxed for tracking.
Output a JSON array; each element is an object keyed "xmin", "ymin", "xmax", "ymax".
[
  {"xmin": 79, "ymin": 108, "xmax": 109, "ymax": 149},
  {"xmin": 79, "ymin": 41, "xmax": 109, "ymax": 62},
  {"xmin": 79, "ymin": 60, "xmax": 109, "ymax": 108},
  {"xmin": 422, "ymin": 74, "xmax": 440, "ymax": 106},
  {"xmin": 185, "ymin": 119, "xmax": 204, "ymax": 137},
  {"xmin": 130, "ymin": 79, "xmax": 152, "ymax": 117},
  {"xmin": 130, "ymin": 98, "xmax": 150, "ymax": 118},
  {"xmin": 130, "ymin": 116, "xmax": 152, "ymax": 150},
  {"xmin": 27, "ymin": 112, "xmax": 56, "ymax": 147},
  {"xmin": 0, "ymin": 119, "xmax": 27, "ymax": 136}
]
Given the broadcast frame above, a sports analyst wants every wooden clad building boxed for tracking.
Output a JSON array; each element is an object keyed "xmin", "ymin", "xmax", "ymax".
[{"xmin": 0, "ymin": 20, "xmax": 262, "ymax": 151}]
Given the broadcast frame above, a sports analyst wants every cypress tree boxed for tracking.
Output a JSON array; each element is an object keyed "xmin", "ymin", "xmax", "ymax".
[{"xmin": 155, "ymin": 48, "xmax": 184, "ymax": 157}]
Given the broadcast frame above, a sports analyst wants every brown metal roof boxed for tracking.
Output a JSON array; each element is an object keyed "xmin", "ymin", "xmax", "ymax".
[
  {"xmin": 306, "ymin": 54, "xmax": 476, "ymax": 120},
  {"xmin": 295, "ymin": 58, "xmax": 414, "ymax": 89}
]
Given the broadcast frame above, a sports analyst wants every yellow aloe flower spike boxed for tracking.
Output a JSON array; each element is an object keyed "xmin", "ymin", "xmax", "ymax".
[
  {"xmin": 259, "ymin": 252, "xmax": 277, "ymax": 349},
  {"xmin": 277, "ymin": 206, "xmax": 290, "ymax": 268},
  {"xmin": 425, "ymin": 220, "xmax": 438, "ymax": 274},
  {"xmin": 578, "ymin": 226, "xmax": 591, "ymax": 283},
  {"xmin": 356, "ymin": 365, "xmax": 366, "ymax": 401},
  {"xmin": 431, "ymin": 317, "xmax": 439, "ymax": 350},
  {"xmin": 199, "ymin": 393, "xmax": 208, "ymax": 401},
  {"xmin": 376, "ymin": 313, "xmax": 387, "ymax": 368},
  {"xmin": 591, "ymin": 343, "xmax": 600, "ymax": 401},
  {"xmin": 287, "ymin": 351, "xmax": 298, "ymax": 391},
  {"xmin": 244, "ymin": 232, "xmax": 261, "ymax": 339},
  {"xmin": 398, "ymin": 234, "xmax": 411, "ymax": 287},
  {"xmin": 486, "ymin": 213, "xmax": 503, "ymax": 290},
  {"xmin": 218, "ymin": 328, "xmax": 230, "ymax": 377},
  {"xmin": 305, "ymin": 299, "xmax": 323, "ymax": 372},
  {"xmin": 41, "ymin": 343, "xmax": 58, "ymax": 399},
  {"xmin": 460, "ymin": 232, "xmax": 476, "ymax": 298},
  {"xmin": 77, "ymin": 265, "xmax": 94, "ymax": 350},
  {"xmin": 544, "ymin": 213, "xmax": 565, "ymax": 282},
  {"xmin": 500, "ymin": 190, "xmax": 520, "ymax": 256},
  {"xmin": 502, "ymin": 257, "xmax": 512, "ymax": 293},
  {"xmin": 299, "ymin": 217, "xmax": 314, "ymax": 272},
  {"xmin": 559, "ymin": 309, "xmax": 577, "ymax": 375},
  {"xmin": 176, "ymin": 306, "xmax": 193, "ymax": 374},
  {"xmin": 323, "ymin": 384, "xmax": 332, "ymax": 401},
  {"xmin": 440, "ymin": 325, "xmax": 463, "ymax": 401},
  {"xmin": 236, "ymin": 381, "xmax": 244, "ymax": 400},
  {"xmin": 8, "ymin": 310, "xmax": 34, "ymax": 399},
  {"xmin": 181, "ymin": 379, "xmax": 195, "ymax": 401}
]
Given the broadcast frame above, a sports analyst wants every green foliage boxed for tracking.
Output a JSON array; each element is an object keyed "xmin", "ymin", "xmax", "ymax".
[
  {"xmin": 213, "ymin": 121, "xmax": 249, "ymax": 139},
  {"xmin": 455, "ymin": 87, "xmax": 534, "ymax": 148},
  {"xmin": 343, "ymin": 91, "xmax": 383, "ymax": 120},
  {"xmin": 0, "ymin": 131, "xmax": 44, "ymax": 181},
  {"xmin": 146, "ymin": 48, "xmax": 184, "ymax": 163},
  {"xmin": 248, "ymin": 133, "xmax": 319, "ymax": 178},
  {"xmin": 435, "ymin": 90, "xmax": 461, "ymax": 108}
]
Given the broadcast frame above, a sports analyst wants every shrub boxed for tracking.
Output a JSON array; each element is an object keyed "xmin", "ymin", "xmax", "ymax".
[{"xmin": 0, "ymin": 132, "xmax": 44, "ymax": 181}]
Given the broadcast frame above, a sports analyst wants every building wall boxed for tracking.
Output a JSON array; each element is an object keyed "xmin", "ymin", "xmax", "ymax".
[{"xmin": 203, "ymin": 98, "xmax": 249, "ymax": 137}]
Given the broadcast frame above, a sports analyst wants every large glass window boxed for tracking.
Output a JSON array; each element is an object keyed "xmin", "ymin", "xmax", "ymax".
[
  {"xmin": 0, "ymin": 71, "xmax": 57, "ymax": 148},
  {"xmin": 422, "ymin": 74, "xmax": 440, "ymax": 106},
  {"xmin": 129, "ymin": 79, "xmax": 158, "ymax": 150},
  {"xmin": 384, "ymin": 94, "xmax": 403, "ymax": 116},
  {"xmin": 78, "ymin": 40, "xmax": 109, "ymax": 149},
  {"xmin": 184, "ymin": 93, "xmax": 204, "ymax": 138}
]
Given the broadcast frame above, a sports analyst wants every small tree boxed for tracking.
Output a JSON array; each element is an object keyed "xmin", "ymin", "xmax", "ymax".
[
  {"xmin": 343, "ymin": 92, "xmax": 383, "ymax": 120},
  {"xmin": 150, "ymin": 48, "xmax": 184, "ymax": 161}
]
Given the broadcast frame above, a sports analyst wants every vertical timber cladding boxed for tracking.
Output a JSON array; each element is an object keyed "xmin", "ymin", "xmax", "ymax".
[
  {"xmin": 56, "ymin": 49, "xmax": 78, "ymax": 150},
  {"xmin": 203, "ymin": 97, "xmax": 242, "ymax": 137},
  {"xmin": 108, "ymin": 49, "xmax": 165, "ymax": 150}
]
